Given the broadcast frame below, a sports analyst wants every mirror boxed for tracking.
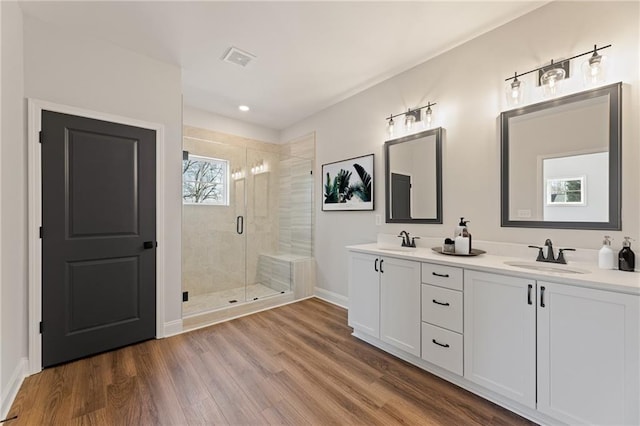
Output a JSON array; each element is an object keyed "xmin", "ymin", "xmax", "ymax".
[
  {"xmin": 385, "ymin": 128, "xmax": 443, "ymax": 223},
  {"xmin": 501, "ymin": 83, "xmax": 621, "ymax": 230}
]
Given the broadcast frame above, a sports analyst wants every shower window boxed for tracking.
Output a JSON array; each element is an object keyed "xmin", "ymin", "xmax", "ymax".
[{"xmin": 183, "ymin": 154, "xmax": 229, "ymax": 205}]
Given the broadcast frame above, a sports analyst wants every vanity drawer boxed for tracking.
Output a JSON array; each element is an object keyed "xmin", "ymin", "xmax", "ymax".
[
  {"xmin": 422, "ymin": 284, "xmax": 463, "ymax": 333},
  {"xmin": 421, "ymin": 322, "xmax": 463, "ymax": 376},
  {"xmin": 421, "ymin": 263, "xmax": 463, "ymax": 291}
]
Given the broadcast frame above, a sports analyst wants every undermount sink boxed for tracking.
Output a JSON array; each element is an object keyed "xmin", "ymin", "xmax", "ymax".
[
  {"xmin": 504, "ymin": 260, "xmax": 590, "ymax": 275},
  {"xmin": 377, "ymin": 246, "xmax": 418, "ymax": 252}
]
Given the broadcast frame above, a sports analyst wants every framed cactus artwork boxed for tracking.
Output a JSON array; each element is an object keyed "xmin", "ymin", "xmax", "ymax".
[{"xmin": 322, "ymin": 153, "xmax": 374, "ymax": 211}]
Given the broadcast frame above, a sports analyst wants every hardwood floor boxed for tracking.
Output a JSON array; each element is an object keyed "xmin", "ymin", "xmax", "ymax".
[{"xmin": 8, "ymin": 298, "xmax": 535, "ymax": 425}]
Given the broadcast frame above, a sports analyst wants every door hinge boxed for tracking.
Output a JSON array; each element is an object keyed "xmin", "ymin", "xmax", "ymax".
[
  {"xmin": 39, "ymin": 322, "xmax": 43, "ymax": 334},
  {"xmin": 310, "ymin": 170, "xmax": 313, "ymax": 175},
  {"xmin": 39, "ymin": 131, "xmax": 44, "ymax": 144},
  {"xmin": 39, "ymin": 227, "xmax": 43, "ymax": 239},
  {"xmin": 182, "ymin": 291, "xmax": 189, "ymax": 302}
]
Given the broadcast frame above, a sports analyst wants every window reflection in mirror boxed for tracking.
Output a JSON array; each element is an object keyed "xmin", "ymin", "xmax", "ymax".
[
  {"xmin": 501, "ymin": 82, "xmax": 621, "ymax": 230},
  {"xmin": 385, "ymin": 128, "xmax": 443, "ymax": 224}
]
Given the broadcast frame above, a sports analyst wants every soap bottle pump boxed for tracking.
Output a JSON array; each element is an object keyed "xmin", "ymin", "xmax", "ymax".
[
  {"xmin": 598, "ymin": 236, "xmax": 615, "ymax": 269},
  {"xmin": 618, "ymin": 237, "xmax": 636, "ymax": 272},
  {"xmin": 454, "ymin": 218, "xmax": 472, "ymax": 254},
  {"xmin": 454, "ymin": 217, "xmax": 467, "ymax": 238}
]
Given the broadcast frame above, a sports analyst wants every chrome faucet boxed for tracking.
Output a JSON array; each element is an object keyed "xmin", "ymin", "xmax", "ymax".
[{"xmin": 528, "ymin": 239, "xmax": 576, "ymax": 264}]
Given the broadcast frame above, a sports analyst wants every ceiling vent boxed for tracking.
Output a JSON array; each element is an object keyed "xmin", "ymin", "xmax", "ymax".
[{"xmin": 222, "ymin": 46, "xmax": 256, "ymax": 67}]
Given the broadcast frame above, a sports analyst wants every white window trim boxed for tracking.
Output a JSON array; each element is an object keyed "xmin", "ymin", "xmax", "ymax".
[
  {"xmin": 182, "ymin": 154, "xmax": 229, "ymax": 206},
  {"xmin": 545, "ymin": 175, "xmax": 587, "ymax": 206}
]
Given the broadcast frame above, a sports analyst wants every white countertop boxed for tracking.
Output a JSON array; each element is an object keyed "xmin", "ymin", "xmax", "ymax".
[{"xmin": 347, "ymin": 243, "xmax": 640, "ymax": 295}]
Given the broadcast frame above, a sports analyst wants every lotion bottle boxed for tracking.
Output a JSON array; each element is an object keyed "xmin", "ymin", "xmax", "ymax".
[
  {"xmin": 618, "ymin": 237, "xmax": 636, "ymax": 272},
  {"xmin": 454, "ymin": 217, "xmax": 467, "ymax": 238},
  {"xmin": 454, "ymin": 220, "xmax": 471, "ymax": 255},
  {"xmin": 598, "ymin": 236, "xmax": 615, "ymax": 269}
]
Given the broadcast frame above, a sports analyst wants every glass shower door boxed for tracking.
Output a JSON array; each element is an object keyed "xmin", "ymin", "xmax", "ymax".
[{"xmin": 181, "ymin": 137, "xmax": 247, "ymax": 315}]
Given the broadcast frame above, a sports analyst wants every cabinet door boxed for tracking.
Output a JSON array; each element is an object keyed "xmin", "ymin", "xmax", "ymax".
[
  {"xmin": 537, "ymin": 281, "xmax": 640, "ymax": 425},
  {"xmin": 348, "ymin": 252, "xmax": 380, "ymax": 338},
  {"xmin": 464, "ymin": 270, "xmax": 536, "ymax": 408},
  {"xmin": 380, "ymin": 257, "xmax": 421, "ymax": 356}
]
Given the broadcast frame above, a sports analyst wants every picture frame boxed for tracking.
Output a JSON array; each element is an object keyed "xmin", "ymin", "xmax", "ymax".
[{"xmin": 322, "ymin": 154, "xmax": 374, "ymax": 211}]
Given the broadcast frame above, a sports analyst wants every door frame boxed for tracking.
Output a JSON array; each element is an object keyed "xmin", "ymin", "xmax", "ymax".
[{"xmin": 27, "ymin": 99, "xmax": 166, "ymax": 374}]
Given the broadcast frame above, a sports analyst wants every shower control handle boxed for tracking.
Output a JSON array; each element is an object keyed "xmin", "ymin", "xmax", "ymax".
[{"xmin": 236, "ymin": 216, "xmax": 244, "ymax": 235}]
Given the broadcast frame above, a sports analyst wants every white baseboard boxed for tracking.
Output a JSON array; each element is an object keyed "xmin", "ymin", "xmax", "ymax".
[
  {"xmin": 163, "ymin": 319, "xmax": 183, "ymax": 337},
  {"xmin": 1, "ymin": 357, "xmax": 28, "ymax": 419},
  {"xmin": 314, "ymin": 287, "xmax": 348, "ymax": 309}
]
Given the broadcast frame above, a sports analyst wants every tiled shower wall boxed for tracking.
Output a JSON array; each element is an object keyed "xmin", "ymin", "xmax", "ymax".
[
  {"xmin": 277, "ymin": 134, "xmax": 315, "ymax": 257},
  {"xmin": 182, "ymin": 126, "xmax": 315, "ymax": 298}
]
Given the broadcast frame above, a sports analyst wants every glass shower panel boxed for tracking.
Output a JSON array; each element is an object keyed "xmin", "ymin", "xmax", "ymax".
[
  {"xmin": 246, "ymin": 147, "xmax": 285, "ymax": 301},
  {"xmin": 182, "ymin": 137, "xmax": 247, "ymax": 315}
]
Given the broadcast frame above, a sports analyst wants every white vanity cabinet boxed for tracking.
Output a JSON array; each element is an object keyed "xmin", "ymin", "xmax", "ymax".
[
  {"xmin": 463, "ymin": 270, "xmax": 536, "ymax": 408},
  {"xmin": 348, "ymin": 252, "xmax": 421, "ymax": 356},
  {"xmin": 348, "ymin": 252, "xmax": 381, "ymax": 338},
  {"xmin": 536, "ymin": 281, "xmax": 640, "ymax": 425},
  {"xmin": 465, "ymin": 270, "xmax": 640, "ymax": 425},
  {"xmin": 380, "ymin": 257, "xmax": 421, "ymax": 356}
]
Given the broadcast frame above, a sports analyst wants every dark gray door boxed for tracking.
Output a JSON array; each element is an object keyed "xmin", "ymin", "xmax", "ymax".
[
  {"xmin": 391, "ymin": 173, "xmax": 411, "ymax": 219},
  {"xmin": 41, "ymin": 110, "xmax": 156, "ymax": 367}
]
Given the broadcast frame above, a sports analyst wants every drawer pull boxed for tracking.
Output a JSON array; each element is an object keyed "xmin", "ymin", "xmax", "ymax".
[
  {"xmin": 432, "ymin": 339, "xmax": 450, "ymax": 348},
  {"xmin": 432, "ymin": 272, "xmax": 450, "ymax": 278},
  {"xmin": 432, "ymin": 299, "xmax": 450, "ymax": 306}
]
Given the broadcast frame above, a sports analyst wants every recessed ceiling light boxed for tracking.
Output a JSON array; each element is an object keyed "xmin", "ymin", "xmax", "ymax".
[{"xmin": 239, "ymin": 105, "xmax": 250, "ymax": 112}]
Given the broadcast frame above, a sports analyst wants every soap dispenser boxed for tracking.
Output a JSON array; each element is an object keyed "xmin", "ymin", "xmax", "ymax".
[
  {"xmin": 454, "ymin": 217, "xmax": 467, "ymax": 238},
  {"xmin": 454, "ymin": 218, "xmax": 472, "ymax": 255},
  {"xmin": 598, "ymin": 236, "xmax": 615, "ymax": 269},
  {"xmin": 618, "ymin": 237, "xmax": 636, "ymax": 272}
]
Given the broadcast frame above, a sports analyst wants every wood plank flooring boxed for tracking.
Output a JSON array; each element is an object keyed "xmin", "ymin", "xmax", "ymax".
[{"xmin": 7, "ymin": 298, "xmax": 535, "ymax": 425}]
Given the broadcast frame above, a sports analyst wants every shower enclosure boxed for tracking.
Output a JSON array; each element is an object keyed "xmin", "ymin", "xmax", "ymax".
[{"xmin": 181, "ymin": 128, "xmax": 314, "ymax": 316}]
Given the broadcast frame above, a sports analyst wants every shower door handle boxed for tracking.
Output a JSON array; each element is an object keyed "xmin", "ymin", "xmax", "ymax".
[{"xmin": 236, "ymin": 216, "xmax": 244, "ymax": 235}]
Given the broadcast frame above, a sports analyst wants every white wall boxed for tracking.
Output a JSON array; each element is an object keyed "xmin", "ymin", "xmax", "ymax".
[
  {"xmin": 1, "ymin": 1, "xmax": 27, "ymax": 416},
  {"xmin": 22, "ymin": 16, "xmax": 184, "ymax": 326},
  {"xmin": 281, "ymin": 1, "xmax": 640, "ymax": 301},
  {"xmin": 183, "ymin": 105, "xmax": 280, "ymax": 144}
]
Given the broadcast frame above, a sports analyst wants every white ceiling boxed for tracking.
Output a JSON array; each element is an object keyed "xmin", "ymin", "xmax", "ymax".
[{"xmin": 19, "ymin": 1, "xmax": 546, "ymax": 131}]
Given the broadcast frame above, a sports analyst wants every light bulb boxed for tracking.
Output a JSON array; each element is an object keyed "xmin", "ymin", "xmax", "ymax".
[
  {"xmin": 425, "ymin": 107, "xmax": 433, "ymax": 127},
  {"xmin": 405, "ymin": 111, "xmax": 415, "ymax": 131},
  {"xmin": 506, "ymin": 73, "xmax": 524, "ymax": 106},
  {"xmin": 541, "ymin": 67, "xmax": 565, "ymax": 97},
  {"xmin": 387, "ymin": 117, "xmax": 395, "ymax": 137},
  {"xmin": 582, "ymin": 45, "xmax": 608, "ymax": 86}
]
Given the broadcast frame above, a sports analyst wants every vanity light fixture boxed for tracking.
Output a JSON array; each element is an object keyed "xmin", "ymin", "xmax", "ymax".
[
  {"xmin": 231, "ymin": 168, "xmax": 245, "ymax": 180},
  {"xmin": 250, "ymin": 160, "xmax": 267, "ymax": 175},
  {"xmin": 504, "ymin": 44, "xmax": 611, "ymax": 103},
  {"xmin": 582, "ymin": 44, "xmax": 609, "ymax": 86},
  {"xmin": 385, "ymin": 102, "xmax": 437, "ymax": 136}
]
